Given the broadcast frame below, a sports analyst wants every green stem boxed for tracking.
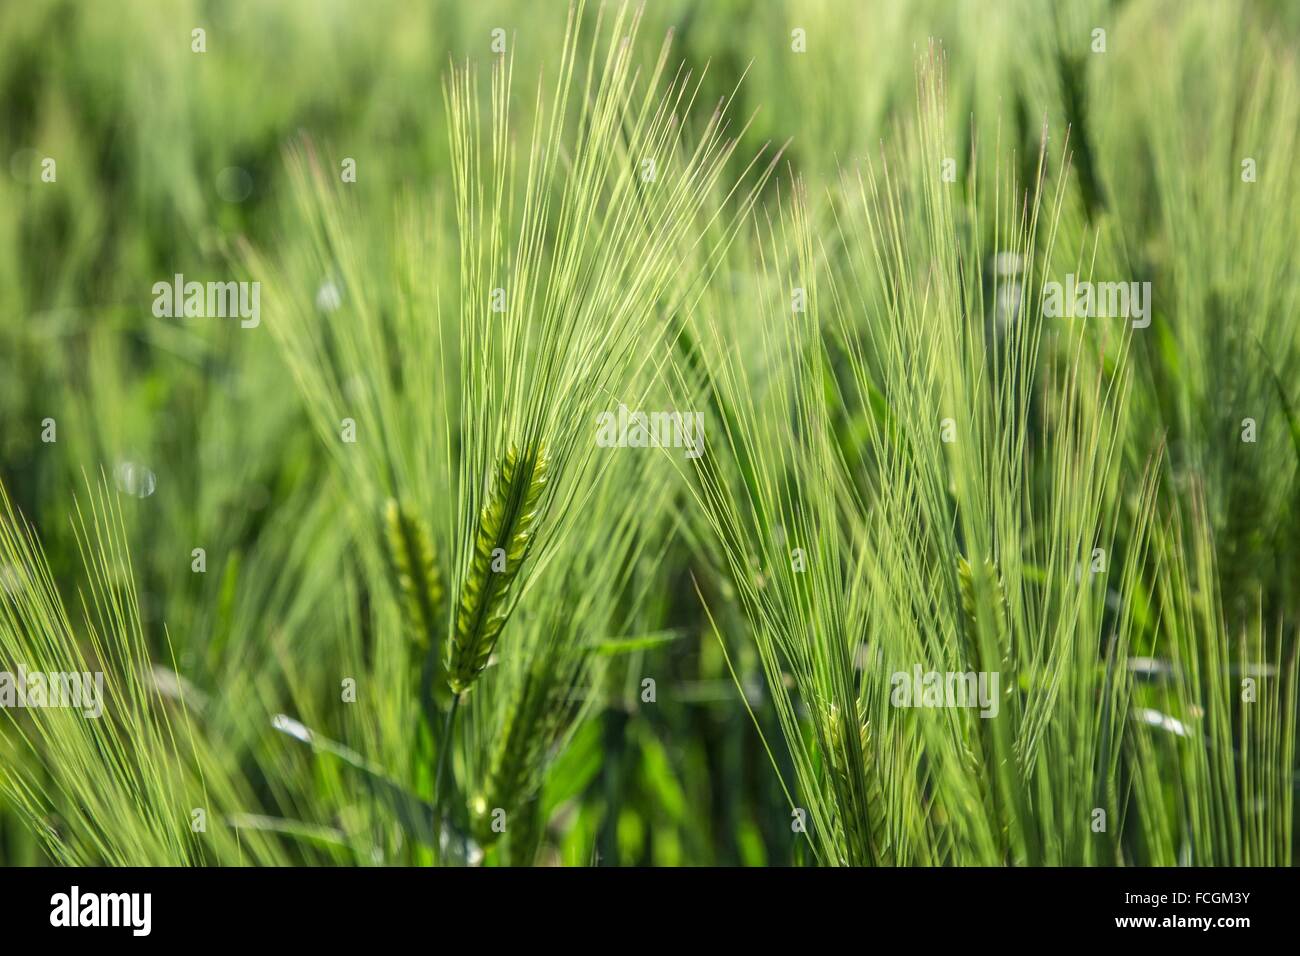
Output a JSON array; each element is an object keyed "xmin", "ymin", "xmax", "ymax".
[
  {"xmin": 432, "ymin": 692, "xmax": 462, "ymax": 865},
  {"xmin": 434, "ymin": 692, "xmax": 462, "ymax": 807}
]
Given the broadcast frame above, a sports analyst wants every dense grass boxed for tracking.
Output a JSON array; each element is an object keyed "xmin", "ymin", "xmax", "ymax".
[{"xmin": 1, "ymin": 0, "xmax": 1297, "ymax": 866}]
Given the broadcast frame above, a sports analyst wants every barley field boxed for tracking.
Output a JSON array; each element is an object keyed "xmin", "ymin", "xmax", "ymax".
[{"xmin": 1, "ymin": 0, "xmax": 1298, "ymax": 869}]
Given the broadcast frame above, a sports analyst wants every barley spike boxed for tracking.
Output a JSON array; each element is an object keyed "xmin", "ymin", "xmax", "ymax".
[
  {"xmin": 447, "ymin": 442, "xmax": 549, "ymax": 694},
  {"xmin": 384, "ymin": 498, "xmax": 444, "ymax": 652},
  {"xmin": 827, "ymin": 699, "xmax": 893, "ymax": 865},
  {"xmin": 957, "ymin": 554, "xmax": 1010, "ymax": 670}
]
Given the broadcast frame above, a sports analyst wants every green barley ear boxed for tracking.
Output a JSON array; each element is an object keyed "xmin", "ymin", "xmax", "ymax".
[
  {"xmin": 857, "ymin": 723, "xmax": 893, "ymax": 867},
  {"xmin": 470, "ymin": 695, "xmax": 531, "ymax": 845},
  {"xmin": 957, "ymin": 554, "xmax": 1010, "ymax": 665},
  {"xmin": 384, "ymin": 499, "xmax": 445, "ymax": 653},
  {"xmin": 447, "ymin": 443, "xmax": 549, "ymax": 695},
  {"xmin": 469, "ymin": 662, "xmax": 567, "ymax": 847},
  {"xmin": 956, "ymin": 554, "xmax": 1015, "ymax": 850},
  {"xmin": 826, "ymin": 700, "xmax": 892, "ymax": 865}
]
